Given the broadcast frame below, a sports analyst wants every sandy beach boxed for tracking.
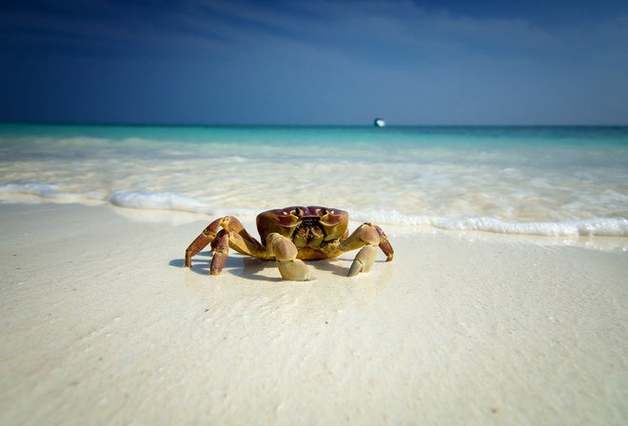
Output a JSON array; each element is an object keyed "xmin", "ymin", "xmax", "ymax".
[
  {"xmin": 4, "ymin": 0, "xmax": 628, "ymax": 423},
  {"xmin": 1, "ymin": 202, "xmax": 627, "ymax": 425}
]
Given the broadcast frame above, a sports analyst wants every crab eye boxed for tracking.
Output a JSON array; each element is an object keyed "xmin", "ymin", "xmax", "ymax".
[
  {"xmin": 274, "ymin": 211, "xmax": 299, "ymax": 227},
  {"xmin": 320, "ymin": 213, "xmax": 336, "ymax": 226}
]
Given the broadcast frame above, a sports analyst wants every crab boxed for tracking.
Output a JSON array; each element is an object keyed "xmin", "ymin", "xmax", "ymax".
[{"xmin": 184, "ymin": 206, "xmax": 394, "ymax": 280}]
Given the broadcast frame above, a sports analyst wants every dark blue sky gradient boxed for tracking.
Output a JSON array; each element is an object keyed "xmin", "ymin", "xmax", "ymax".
[{"xmin": 1, "ymin": 0, "xmax": 627, "ymax": 124}]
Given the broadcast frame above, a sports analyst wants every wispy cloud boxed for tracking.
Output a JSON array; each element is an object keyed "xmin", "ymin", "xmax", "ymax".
[
  {"xmin": 2, "ymin": 0, "xmax": 625, "ymax": 63},
  {"xmin": 1, "ymin": 0, "xmax": 627, "ymax": 124}
]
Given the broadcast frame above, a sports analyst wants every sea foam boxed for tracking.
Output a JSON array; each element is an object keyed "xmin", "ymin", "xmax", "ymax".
[
  {"xmin": 109, "ymin": 191, "xmax": 208, "ymax": 214},
  {"xmin": 352, "ymin": 209, "xmax": 628, "ymax": 237},
  {"xmin": 0, "ymin": 182, "xmax": 59, "ymax": 197},
  {"xmin": 0, "ymin": 182, "xmax": 104, "ymax": 203}
]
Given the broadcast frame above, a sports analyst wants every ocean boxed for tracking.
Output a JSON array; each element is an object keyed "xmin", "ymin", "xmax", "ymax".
[{"xmin": 1, "ymin": 123, "xmax": 627, "ymax": 245}]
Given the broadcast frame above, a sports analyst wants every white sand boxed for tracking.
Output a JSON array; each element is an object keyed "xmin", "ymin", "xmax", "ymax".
[{"xmin": 1, "ymin": 203, "xmax": 627, "ymax": 425}]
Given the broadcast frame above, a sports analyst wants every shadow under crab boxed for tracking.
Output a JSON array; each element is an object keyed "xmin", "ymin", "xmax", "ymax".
[{"xmin": 184, "ymin": 206, "xmax": 394, "ymax": 281}]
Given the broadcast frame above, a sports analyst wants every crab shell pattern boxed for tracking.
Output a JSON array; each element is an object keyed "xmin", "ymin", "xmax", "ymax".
[{"xmin": 184, "ymin": 206, "xmax": 394, "ymax": 281}]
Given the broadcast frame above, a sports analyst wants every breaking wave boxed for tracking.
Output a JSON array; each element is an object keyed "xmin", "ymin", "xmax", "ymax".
[{"xmin": 1, "ymin": 183, "xmax": 627, "ymax": 238}]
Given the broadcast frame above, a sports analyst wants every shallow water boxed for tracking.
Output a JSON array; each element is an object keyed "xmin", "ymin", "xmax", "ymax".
[{"xmin": 1, "ymin": 124, "xmax": 627, "ymax": 243}]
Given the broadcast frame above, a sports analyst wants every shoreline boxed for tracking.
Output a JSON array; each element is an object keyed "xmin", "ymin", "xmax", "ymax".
[
  {"xmin": 2, "ymin": 192, "xmax": 627, "ymax": 249},
  {"xmin": 1, "ymin": 203, "xmax": 627, "ymax": 425}
]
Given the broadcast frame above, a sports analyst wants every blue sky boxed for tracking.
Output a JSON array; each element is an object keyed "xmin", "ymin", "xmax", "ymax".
[{"xmin": 1, "ymin": 0, "xmax": 627, "ymax": 125}]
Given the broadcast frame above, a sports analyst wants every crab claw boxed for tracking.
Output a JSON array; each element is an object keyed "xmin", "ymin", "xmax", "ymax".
[
  {"xmin": 268, "ymin": 232, "xmax": 312, "ymax": 281},
  {"xmin": 348, "ymin": 245, "xmax": 377, "ymax": 277},
  {"xmin": 278, "ymin": 259, "xmax": 312, "ymax": 281}
]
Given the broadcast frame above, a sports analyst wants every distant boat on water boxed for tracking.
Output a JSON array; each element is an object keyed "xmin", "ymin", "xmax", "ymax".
[{"xmin": 373, "ymin": 118, "xmax": 386, "ymax": 128}]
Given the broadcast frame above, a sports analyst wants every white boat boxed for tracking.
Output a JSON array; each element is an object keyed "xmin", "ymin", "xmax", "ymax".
[{"xmin": 374, "ymin": 118, "xmax": 386, "ymax": 127}]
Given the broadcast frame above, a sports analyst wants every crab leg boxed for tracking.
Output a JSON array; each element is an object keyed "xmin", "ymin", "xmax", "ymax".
[
  {"xmin": 223, "ymin": 227, "xmax": 268, "ymax": 260},
  {"xmin": 267, "ymin": 233, "xmax": 311, "ymax": 281},
  {"xmin": 210, "ymin": 230, "xmax": 230, "ymax": 275},
  {"xmin": 374, "ymin": 224, "xmax": 394, "ymax": 261},
  {"xmin": 185, "ymin": 217, "xmax": 223, "ymax": 267},
  {"xmin": 184, "ymin": 216, "xmax": 266, "ymax": 267},
  {"xmin": 339, "ymin": 223, "xmax": 394, "ymax": 276}
]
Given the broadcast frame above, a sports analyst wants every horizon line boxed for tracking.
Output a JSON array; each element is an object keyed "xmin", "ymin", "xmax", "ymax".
[{"xmin": 2, "ymin": 120, "xmax": 628, "ymax": 128}]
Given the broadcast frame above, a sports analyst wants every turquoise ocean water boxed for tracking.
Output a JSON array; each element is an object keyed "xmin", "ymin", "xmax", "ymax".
[{"xmin": 1, "ymin": 123, "xmax": 627, "ymax": 245}]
